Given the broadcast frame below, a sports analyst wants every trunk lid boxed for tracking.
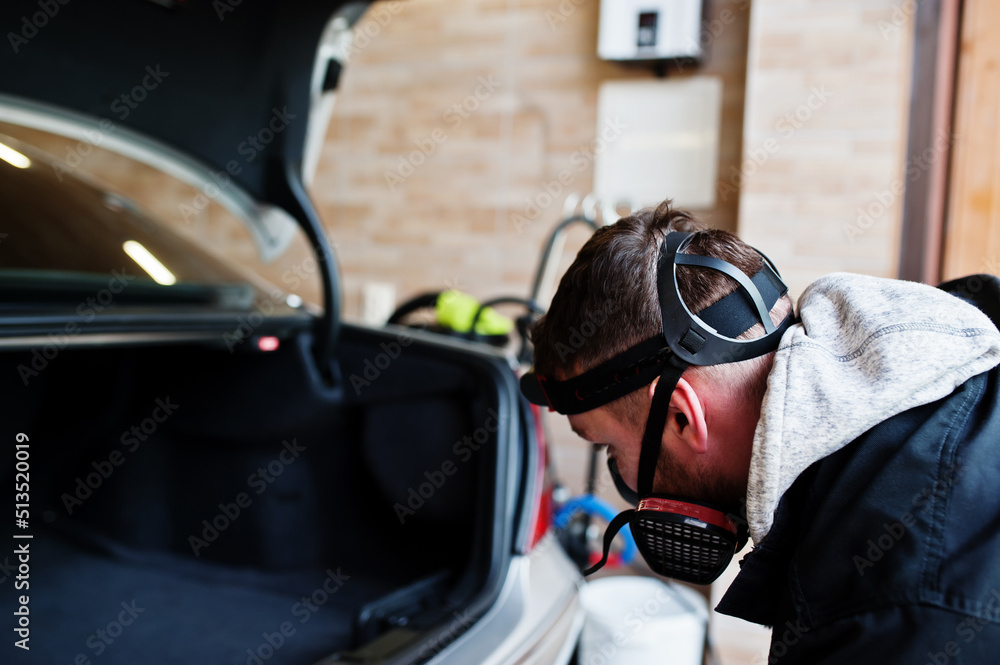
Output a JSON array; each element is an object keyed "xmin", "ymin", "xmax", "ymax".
[{"xmin": 0, "ymin": 0, "xmax": 356, "ymax": 380}]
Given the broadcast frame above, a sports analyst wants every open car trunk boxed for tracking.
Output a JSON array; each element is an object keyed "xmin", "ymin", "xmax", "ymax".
[
  {"xmin": 0, "ymin": 3, "xmax": 571, "ymax": 662},
  {"xmin": 4, "ymin": 325, "xmax": 519, "ymax": 665}
]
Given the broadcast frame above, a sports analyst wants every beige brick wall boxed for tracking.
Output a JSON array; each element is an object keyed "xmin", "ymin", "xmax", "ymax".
[
  {"xmin": 313, "ymin": 0, "xmax": 753, "ymax": 321},
  {"xmin": 736, "ymin": 0, "xmax": 914, "ymax": 298}
]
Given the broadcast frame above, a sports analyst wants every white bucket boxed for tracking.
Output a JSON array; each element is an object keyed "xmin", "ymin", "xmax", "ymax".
[{"xmin": 578, "ymin": 576, "xmax": 708, "ymax": 665}]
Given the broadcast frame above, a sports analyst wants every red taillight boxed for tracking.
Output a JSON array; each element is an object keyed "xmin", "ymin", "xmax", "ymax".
[
  {"xmin": 257, "ymin": 336, "xmax": 280, "ymax": 352},
  {"xmin": 529, "ymin": 481, "xmax": 553, "ymax": 549},
  {"xmin": 526, "ymin": 403, "xmax": 553, "ymax": 550}
]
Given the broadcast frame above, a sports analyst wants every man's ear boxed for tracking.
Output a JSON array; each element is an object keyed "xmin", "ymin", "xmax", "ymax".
[{"xmin": 648, "ymin": 376, "xmax": 709, "ymax": 454}]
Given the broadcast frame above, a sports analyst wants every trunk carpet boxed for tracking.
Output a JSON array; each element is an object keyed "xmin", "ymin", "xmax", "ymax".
[{"xmin": 21, "ymin": 526, "xmax": 392, "ymax": 665}]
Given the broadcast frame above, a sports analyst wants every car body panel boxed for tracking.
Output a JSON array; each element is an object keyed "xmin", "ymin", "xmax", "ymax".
[{"xmin": 425, "ymin": 540, "xmax": 583, "ymax": 665}]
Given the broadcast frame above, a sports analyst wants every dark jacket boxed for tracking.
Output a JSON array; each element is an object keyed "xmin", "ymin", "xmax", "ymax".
[{"xmin": 717, "ymin": 276, "xmax": 1000, "ymax": 663}]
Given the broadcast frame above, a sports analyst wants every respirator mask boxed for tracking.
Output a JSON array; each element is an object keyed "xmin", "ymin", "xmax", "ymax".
[{"xmin": 521, "ymin": 231, "xmax": 794, "ymax": 584}]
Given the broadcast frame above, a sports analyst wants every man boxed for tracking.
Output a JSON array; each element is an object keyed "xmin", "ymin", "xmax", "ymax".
[{"xmin": 521, "ymin": 200, "xmax": 1000, "ymax": 662}]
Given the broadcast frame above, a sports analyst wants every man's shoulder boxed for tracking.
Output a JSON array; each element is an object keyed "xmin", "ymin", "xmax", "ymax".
[{"xmin": 724, "ymin": 366, "xmax": 1000, "ymax": 628}]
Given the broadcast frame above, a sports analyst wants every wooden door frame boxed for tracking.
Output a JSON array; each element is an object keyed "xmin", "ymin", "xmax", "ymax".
[{"xmin": 898, "ymin": 0, "xmax": 962, "ymax": 284}]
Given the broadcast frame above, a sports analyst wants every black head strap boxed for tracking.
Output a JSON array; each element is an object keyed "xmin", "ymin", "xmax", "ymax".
[
  {"xmin": 659, "ymin": 232, "xmax": 795, "ymax": 366},
  {"xmin": 519, "ymin": 336, "xmax": 672, "ymax": 415},
  {"xmin": 678, "ymin": 254, "xmax": 776, "ymax": 334},
  {"xmin": 521, "ymin": 232, "xmax": 795, "ymax": 418},
  {"xmin": 637, "ymin": 358, "xmax": 688, "ymax": 496},
  {"xmin": 696, "ymin": 264, "xmax": 786, "ymax": 337}
]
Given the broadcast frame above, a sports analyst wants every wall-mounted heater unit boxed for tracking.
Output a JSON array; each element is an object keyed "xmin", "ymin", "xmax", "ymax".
[{"xmin": 598, "ymin": 0, "xmax": 704, "ymax": 63}]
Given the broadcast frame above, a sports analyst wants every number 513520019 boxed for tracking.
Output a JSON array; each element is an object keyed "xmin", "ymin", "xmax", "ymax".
[{"xmin": 15, "ymin": 433, "xmax": 29, "ymax": 524}]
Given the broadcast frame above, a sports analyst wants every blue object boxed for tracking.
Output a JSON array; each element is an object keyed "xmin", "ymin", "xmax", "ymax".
[{"xmin": 554, "ymin": 494, "xmax": 637, "ymax": 564}]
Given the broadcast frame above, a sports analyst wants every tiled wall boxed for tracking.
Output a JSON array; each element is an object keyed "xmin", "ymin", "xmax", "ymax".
[{"xmin": 736, "ymin": 0, "xmax": 914, "ymax": 298}]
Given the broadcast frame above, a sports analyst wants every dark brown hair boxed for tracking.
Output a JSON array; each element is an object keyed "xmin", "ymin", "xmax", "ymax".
[{"xmin": 529, "ymin": 199, "xmax": 789, "ymax": 426}]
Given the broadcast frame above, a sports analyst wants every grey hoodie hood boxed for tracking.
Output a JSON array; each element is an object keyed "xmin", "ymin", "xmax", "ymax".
[{"xmin": 747, "ymin": 273, "xmax": 1000, "ymax": 544}]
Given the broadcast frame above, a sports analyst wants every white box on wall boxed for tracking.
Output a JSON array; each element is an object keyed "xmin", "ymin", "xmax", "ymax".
[
  {"xmin": 594, "ymin": 77, "xmax": 722, "ymax": 210},
  {"xmin": 598, "ymin": 0, "xmax": 703, "ymax": 62}
]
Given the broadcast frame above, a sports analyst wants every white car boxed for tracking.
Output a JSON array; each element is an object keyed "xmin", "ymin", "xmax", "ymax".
[{"xmin": 0, "ymin": 2, "xmax": 583, "ymax": 664}]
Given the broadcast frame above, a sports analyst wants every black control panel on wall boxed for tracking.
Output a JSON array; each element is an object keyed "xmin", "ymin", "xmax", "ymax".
[{"xmin": 637, "ymin": 11, "xmax": 659, "ymax": 49}]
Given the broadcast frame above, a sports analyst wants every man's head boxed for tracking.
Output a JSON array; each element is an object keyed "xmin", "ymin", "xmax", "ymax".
[{"xmin": 528, "ymin": 199, "xmax": 792, "ymax": 507}]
